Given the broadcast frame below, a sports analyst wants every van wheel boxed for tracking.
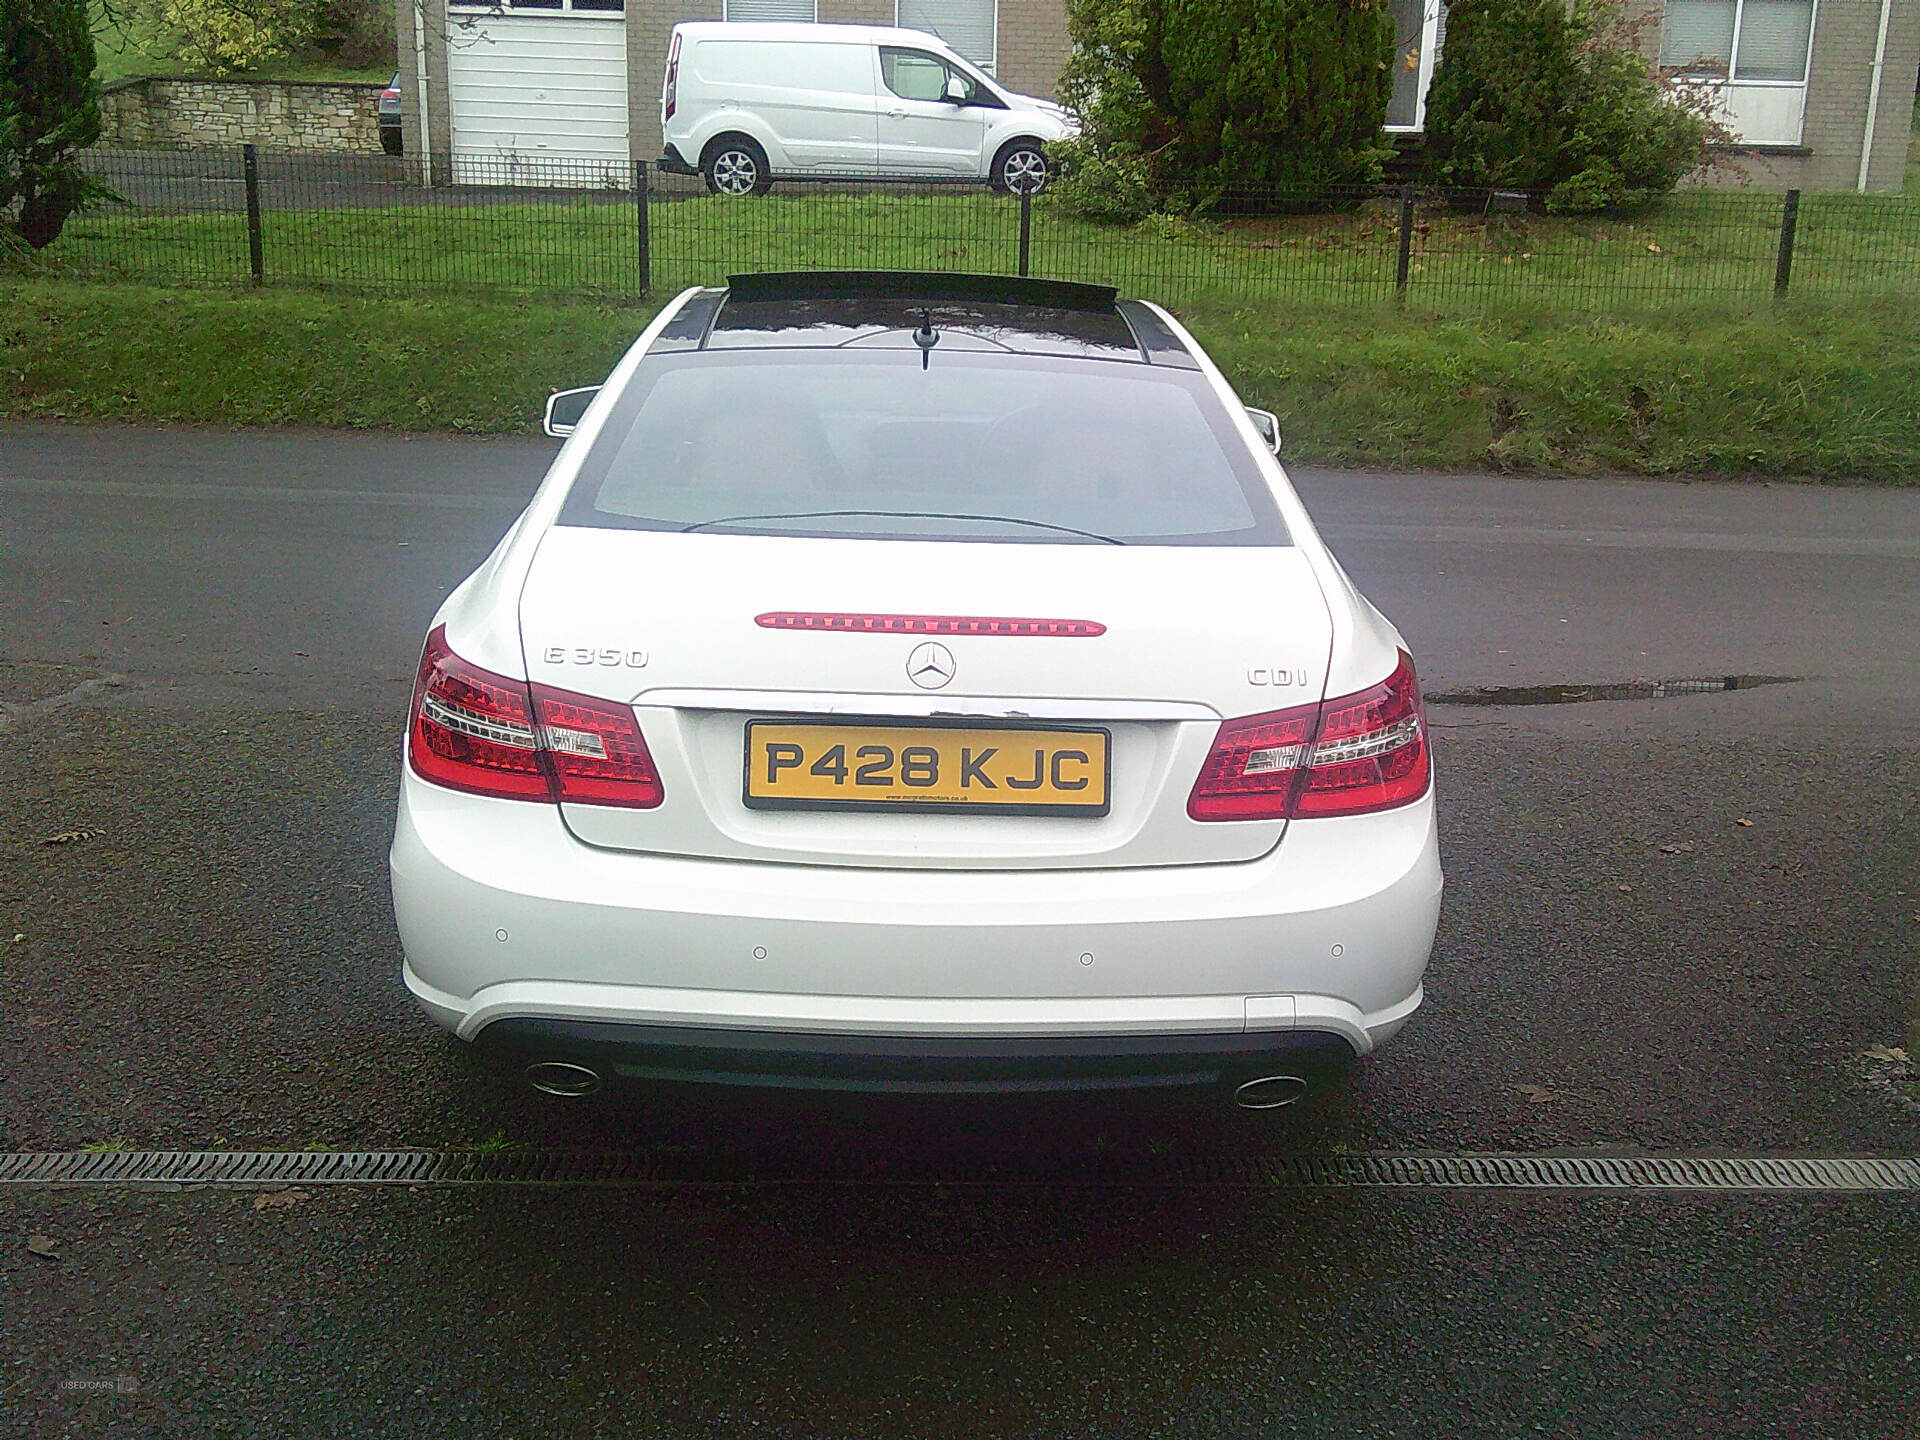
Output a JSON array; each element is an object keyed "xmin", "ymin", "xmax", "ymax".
[
  {"xmin": 703, "ymin": 136, "xmax": 772, "ymax": 196},
  {"xmin": 992, "ymin": 140, "xmax": 1049, "ymax": 195}
]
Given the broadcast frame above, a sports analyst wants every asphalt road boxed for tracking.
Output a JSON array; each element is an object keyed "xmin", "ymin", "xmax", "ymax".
[{"xmin": 3, "ymin": 422, "xmax": 1917, "ymax": 1437}]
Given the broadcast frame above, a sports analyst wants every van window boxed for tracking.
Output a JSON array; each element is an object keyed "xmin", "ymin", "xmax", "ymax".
[
  {"xmin": 696, "ymin": 39, "xmax": 873, "ymax": 94},
  {"xmin": 880, "ymin": 47, "xmax": 972, "ymax": 103}
]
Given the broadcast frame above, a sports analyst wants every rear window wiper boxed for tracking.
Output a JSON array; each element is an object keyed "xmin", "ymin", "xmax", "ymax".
[{"xmin": 678, "ymin": 510, "xmax": 1126, "ymax": 545}]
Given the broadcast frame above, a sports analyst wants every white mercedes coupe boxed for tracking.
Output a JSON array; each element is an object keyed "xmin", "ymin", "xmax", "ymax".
[{"xmin": 390, "ymin": 272, "xmax": 1441, "ymax": 1108}]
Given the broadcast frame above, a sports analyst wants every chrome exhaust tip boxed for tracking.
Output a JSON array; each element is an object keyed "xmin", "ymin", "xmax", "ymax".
[
  {"xmin": 524, "ymin": 1061, "xmax": 603, "ymax": 1098},
  {"xmin": 1233, "ymin": 1074, "xmax": 1309, "ymax": 1110}
]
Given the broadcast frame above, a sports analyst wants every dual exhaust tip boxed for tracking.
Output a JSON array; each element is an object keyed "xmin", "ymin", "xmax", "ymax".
[
  {"xmin": 523, "ymin": 1061, "xmax": 603, "ymax": 1097},
  {"xmin": 525, "ymin": 1061, "xmax": 1309, "ymax": 1109}
]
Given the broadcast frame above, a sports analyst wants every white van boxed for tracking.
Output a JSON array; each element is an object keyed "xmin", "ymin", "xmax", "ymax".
[{"xmin": 658, "ymin": 22, "xmax": 1077, "ymax": 195}]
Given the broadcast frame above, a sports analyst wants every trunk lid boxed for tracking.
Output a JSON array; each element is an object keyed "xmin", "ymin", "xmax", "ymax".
[{"xmin": 518, "ymin": 528, "xmax": 1333, "ymax": 868}]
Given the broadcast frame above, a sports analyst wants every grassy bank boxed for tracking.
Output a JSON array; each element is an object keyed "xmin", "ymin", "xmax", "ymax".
[
  {"xmin": 4, "ymin": 279, "xmax": 1917, "ymax": 482},
  {"xmin": 46, "ymin": 183, "xmax": 1920, "ymax": 313}
]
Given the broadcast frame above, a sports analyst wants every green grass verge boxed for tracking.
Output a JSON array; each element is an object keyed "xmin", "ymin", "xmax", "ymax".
[
  {"xmin": 0, "ymin": 282, "xmax": 645, "ymax": 432},
  {"xmin": 41, "ymin": 184, "xmax": 1920, "ymax": 312},
  {"xmin": 4, "ymin": 279, "xmax": 1916, "ymax": 483}
]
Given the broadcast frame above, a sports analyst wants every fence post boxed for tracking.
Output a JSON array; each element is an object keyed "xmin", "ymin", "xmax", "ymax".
[
  {"xmin": 1773, "ymin": 188, "xmax": 1800, "ymax": 298},
  {"xmin": 1018, "ymin": 186, "xmax": 1032, "ymax": 278},
  {"xmin": 242, "ymin": 143, "xmax": 264, "ymax": 287},
  {"xmin": 636, "ymin": 161, "xmax": 651, "ymax": 297},
  {"xmin": 1394, "ymin": 184, "xmax": 1415, "ymax": 303}
]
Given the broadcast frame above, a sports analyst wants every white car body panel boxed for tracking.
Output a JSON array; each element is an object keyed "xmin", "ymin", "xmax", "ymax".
[
  {"xmin": 392, "ymin": 284, "xmax": 1441, "ymax": 1091},
  {"xmin": 516, "ymin": 528, "xmax": 1334, "ymax": 868},
  {"xmin": 393, "ymin": 773, "xmax": 1439, "ymax": 1053}
]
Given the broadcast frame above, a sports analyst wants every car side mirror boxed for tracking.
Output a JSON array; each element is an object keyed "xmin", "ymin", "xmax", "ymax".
[
  {"xmin": 943, "ymin": 75, "xmax": 968, "ymax": 104},
  {"xmin": 1245, "ymin": 406, "xmax": 1282, "ymax": 455},
  {"xmin": 543, "ymin": 385, "xmax": 600, "ymax": 438}
]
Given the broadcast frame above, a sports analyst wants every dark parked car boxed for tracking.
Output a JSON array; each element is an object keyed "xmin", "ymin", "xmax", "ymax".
[{"xmin": 379, "ymin": 73, "xmax": 403, "ymax": 156}]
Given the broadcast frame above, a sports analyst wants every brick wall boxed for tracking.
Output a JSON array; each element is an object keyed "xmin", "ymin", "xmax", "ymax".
[
  {"xmin": 994, "ymin": 0, "xmax": 1068, "ymax": 100},
  {"xmin": 97, "ymin": 78, "xmax": 384, "ymax": 152}
]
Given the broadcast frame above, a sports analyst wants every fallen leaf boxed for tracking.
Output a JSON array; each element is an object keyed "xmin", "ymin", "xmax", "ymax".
[
  {"xmin": 1647, "ymin": 242, "xmax": 1663, "ymax": 253},
  {"xmin": 1862, "ymin": 1044, "xmax": 1910, "ymax": 1064},
  {"xmin": 42, "ymin": 830, "xmax": 103, "ymax": 846},
  {"xmin": 27, "ymin": 1233, "xmax": 62, "ymax": 1258},
  {"xmin": 1658, "ymin": 842, "xmax": 1695, "ymax": 855},
  {"xmin": 1735, "ymin": 818, "xmax": 1754, "ymax": 827},
  {"xmin": 252, "ymin": 1190, "xmax": 309, "ymax": 1211},
  {"xmin": 1516, "ymin": 1084, "xmax": 1561, "ymax": 1104},
  {"xmin": 1617, "ymin": 883, "xmax": 1633, "ymax": 893}
]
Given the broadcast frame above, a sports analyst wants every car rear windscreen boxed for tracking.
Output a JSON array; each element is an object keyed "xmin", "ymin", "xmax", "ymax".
[{"xmin": 558, "ymin": 351, "xmax": 1291, "ymax": 546}]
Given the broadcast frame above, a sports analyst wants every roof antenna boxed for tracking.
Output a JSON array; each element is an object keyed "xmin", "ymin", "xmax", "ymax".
[{"xmin": 912, "ymin": 307, "xmax": 939, "ymax": 370}]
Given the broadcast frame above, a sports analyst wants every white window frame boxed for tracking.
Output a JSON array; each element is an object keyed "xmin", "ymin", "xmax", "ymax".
[
  {"xmin": 1661, "ymin": 0, "xmax": 1817, "ymax": 86},
  {"xmin": 1383, "ymin": 1, "xmax": 1443, "ymax": 134},
  {"xmin": 895, "ymin": 0, "xmax": 998, "ymax": 76},
  {"xmin": 1662, "ymin": 0, "xmax": 1818, "ymax": 147}
]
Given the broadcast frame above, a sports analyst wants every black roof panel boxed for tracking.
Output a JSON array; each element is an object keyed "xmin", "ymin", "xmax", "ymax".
[{"xmin": 724, "ymin": 270, "xmax": 1120, "ymax": 311}]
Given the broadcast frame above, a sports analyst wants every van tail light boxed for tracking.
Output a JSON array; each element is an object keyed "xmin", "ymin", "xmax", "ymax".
[
  {"xmin": 663, "ymin": 32, "xmax": 680, "ymax": 120},
  {"xmin": 1188, "ymin": 650, "xmax": 1429, "ymax": 822},
  {"xmin": 409, "ymin": 626, "xmax": 663, "ymax": 808}
]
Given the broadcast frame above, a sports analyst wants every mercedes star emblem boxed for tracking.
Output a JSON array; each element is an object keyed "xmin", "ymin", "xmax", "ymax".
[{"xmin": 906, "ymin": 641, "xmax": 956, "ymax": 690}]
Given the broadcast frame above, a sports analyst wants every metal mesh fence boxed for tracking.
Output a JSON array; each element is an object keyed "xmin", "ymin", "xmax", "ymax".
[{"xmin": 27, "ymin": 146, "xmax": 1920, "ymax": 312}]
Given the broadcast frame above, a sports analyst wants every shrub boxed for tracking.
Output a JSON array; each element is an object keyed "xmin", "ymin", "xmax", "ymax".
[
  {"xmin": 0, "ymin": 0, "xmax": 108, "ymax": 250},
  {"xmin": 1051, "ymin": 141, "xmax": 1157, "ymax": 224},
  {"xmin": 1421, "ymin": 0, "xmax": 1579, "ymax": 192},
  {"xmin": 1061, "ymin": 0, "xmax": 1395, "ymax": 213},
  {"xmin": 1545, "ymin": 6, "xmax": 1715, "ymax": 212},
  {"xmin": 1424, "ymin": 0, "xmax": 1711, "ymax": 212}
]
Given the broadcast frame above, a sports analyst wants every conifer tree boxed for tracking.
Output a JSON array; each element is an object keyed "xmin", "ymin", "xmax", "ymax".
[{"xmin": 1, "ymin": 0, "xmax": 106, "ymax": 249}]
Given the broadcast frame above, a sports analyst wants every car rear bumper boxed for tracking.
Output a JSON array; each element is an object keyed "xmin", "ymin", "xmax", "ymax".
[
  {"xmin": 392, "ymin": 770, "xmax": 1442, "ymax": 1073},
  {"xmin": 657, "ymin": 145, "xmax": 698, "ymax": 176},
  {"xmin": 467, "ymin": 1015, "xmax": 1363, "ymax": 1093}
]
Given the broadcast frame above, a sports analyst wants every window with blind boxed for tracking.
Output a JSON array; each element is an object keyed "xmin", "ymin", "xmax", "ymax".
[
  {"xmin": 1660, "ymin": 0, "xmax": 1813, "ymax": 83},
  {"xmin": 723, "ymin": 0, "xmax": 819, "ymax": 20},
  {"xmin": 897, "ymin": 0, "xmax": 997, "ymax": 72}
]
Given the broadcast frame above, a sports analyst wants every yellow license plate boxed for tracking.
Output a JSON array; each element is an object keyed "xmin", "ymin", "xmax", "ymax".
[{"xmin": 744, "ymin": 722, "xmax": 1110, "ymax": 816}]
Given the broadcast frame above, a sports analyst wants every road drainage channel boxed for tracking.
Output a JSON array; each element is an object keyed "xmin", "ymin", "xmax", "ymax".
[
  {"xmin": 1428, "ymin": 675, "xmax": 1799, "ymax": 707},
  {"xmin": 1, "ymin": 1151, "xmax": 1914, "ymax": 1193}
]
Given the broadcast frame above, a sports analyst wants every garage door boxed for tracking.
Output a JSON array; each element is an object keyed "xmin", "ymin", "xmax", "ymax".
[{"xmin": 446, "ymin": 11, "xmax": 629, "ymax": 187}]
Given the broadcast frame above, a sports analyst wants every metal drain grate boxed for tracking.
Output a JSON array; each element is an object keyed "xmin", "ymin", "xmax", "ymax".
[{"xmin": 2, "ymin": 1151, "xmax": 1914, "ymax": 1192}]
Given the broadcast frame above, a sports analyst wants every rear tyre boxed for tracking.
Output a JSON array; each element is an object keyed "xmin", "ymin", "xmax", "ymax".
[
  {"xmin": 992, "ymin": 140, "xmax": 1049, "ymax": 195},
  {"xmin": 703, "ymin": 136, "xmax": 773, "ymax": 196}
]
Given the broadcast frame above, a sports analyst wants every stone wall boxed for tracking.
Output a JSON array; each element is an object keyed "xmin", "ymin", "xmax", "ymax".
[{"xmin": 98, "ymin": 78, "xmax": 386, "ymax": 153}]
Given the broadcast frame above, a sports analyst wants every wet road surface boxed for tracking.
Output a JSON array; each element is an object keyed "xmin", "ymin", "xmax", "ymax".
[{"xmin": 3, "ymin": 423, "xmax": 1917, "ymax": 1436}]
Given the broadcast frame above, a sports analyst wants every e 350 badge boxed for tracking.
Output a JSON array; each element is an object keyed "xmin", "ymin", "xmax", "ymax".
[{"xmin": 543, "ymin": 646, "xmax": 650, "ymax": 668}]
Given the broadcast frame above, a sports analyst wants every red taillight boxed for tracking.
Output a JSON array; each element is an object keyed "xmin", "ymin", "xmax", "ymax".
[
  {"xmin": 409, "ymin": 627, "xmax": 663, "ymax": 808},
  {"xmin": 529, "ymin": 683, "xmax": 664, "ymax": 808},
  {"xmin": 1188, "ymin": 650, "xmax": 1429, "ymax": 822},
  {"xmin": 380, "ymin": 87, "xmax": 399, "ymax": 103},
  {"xmin": 756, "ymin": 612, "xmax": 1106, "ymax": 637},
  {"xmin": 409, "ymin": 626, "xmax": 549, "ymax": 801},
  {"xmin": 664, "ymin": 32, "xmax": 680, "ymax": 120}
]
